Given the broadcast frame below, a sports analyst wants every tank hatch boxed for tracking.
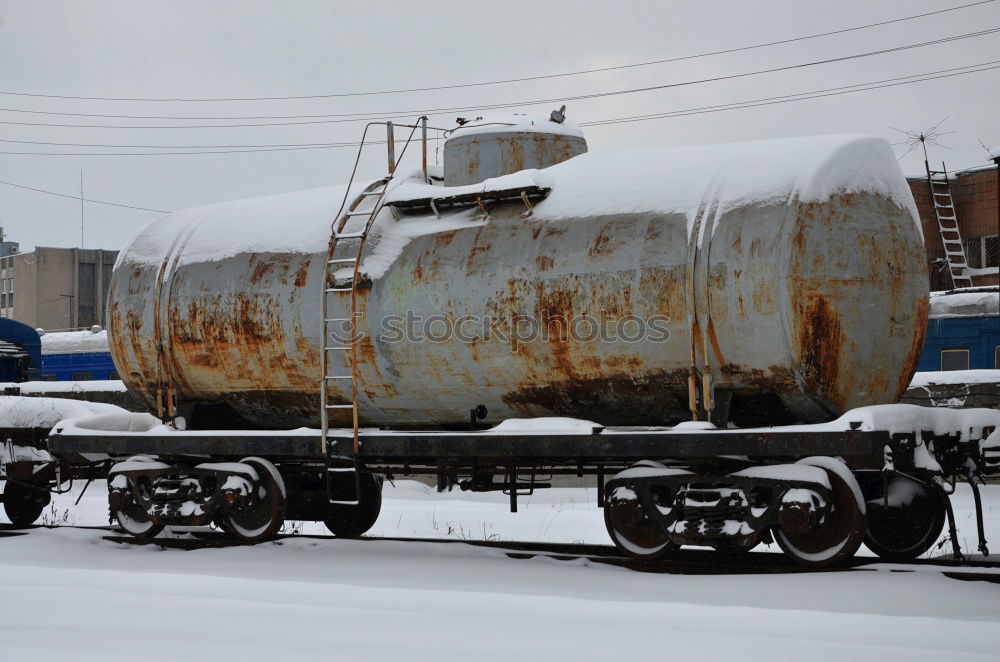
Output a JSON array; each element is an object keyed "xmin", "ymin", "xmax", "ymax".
[{"xmin": 443, "ymin": 108, "xmax": 587, "ymax": 187}]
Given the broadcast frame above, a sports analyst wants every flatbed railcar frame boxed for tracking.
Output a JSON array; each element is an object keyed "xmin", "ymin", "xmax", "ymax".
[
  {"xmin": 7, "ymin": 421, "xmax": 988, "ymax": 567},
  {"xmin": 46, "ymin": 427, "xmax": 889, "ymax": 470}
]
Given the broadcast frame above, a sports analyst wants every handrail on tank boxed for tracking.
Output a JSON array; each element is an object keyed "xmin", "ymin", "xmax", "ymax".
[{"xmin": 321, "ymin": 117, "xmax": 430, "ymax": 461}]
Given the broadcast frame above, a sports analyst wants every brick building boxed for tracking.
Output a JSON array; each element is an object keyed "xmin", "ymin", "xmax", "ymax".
[{"xmin": 907, "ymin": 163, "xmax": 999, "ymax": 292}]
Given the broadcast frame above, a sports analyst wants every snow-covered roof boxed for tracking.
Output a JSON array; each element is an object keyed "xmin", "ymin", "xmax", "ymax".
[
  {"xmin": 119, "ymin": 134, "xmax": 917, "ymax": 281},
  {"xmin": 448, "ymin": 113, "xmax": 584, "ymax": 140},
  {"xmin": 928, "ymin": 288, "xmax": 999, "ymax": 318},
  {"xmin": 39, "ymin": 327, "xmax": 109, "ymax": 355}
]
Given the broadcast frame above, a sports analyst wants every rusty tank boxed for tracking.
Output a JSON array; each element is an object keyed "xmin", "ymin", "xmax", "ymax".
[{"xmin": 108, "ymin": 117, "xmax": 928, "ymax": 429}]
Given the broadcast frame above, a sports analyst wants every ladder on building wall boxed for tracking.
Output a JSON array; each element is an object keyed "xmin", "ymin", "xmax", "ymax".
[
  {"xmin": 320, "ymin": 117, "xmax": 428, "ymax": 502},
  {"xmin": 927, "ymin": 163, "xmax": 974, "ymax": 290}
]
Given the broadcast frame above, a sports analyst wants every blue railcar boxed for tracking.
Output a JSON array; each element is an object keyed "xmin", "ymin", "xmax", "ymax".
[
  {"xmin": 38, "ymin": 327, "xmax": 116, "ymax": 381},
  {"xmin": 917, "ymin": 288, "xmax": 1000, "ymax": 371},
  {"xmin": 39, "ymin": 351, "xmax": 117, "ymax": 381},
  {"xmin": 0, "ymin": 318, "xmax": 41, "ymax": 382}
]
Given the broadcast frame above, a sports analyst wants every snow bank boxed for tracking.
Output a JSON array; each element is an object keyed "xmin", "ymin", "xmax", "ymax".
[
  {"xmin": 0, "ymin": 380, "xmax": 127, "ymax": 393},
  {"xmin": 488, "ymin": 417, "xmax": 601, "ymax": 434},
  {"xmin": 39, "ymin": 328, "xmax": 109, "ymax": 354},
  {"xmin": 0, "ymin": 397, "xmax": 125, "ymax": 430},
  {"xmin": 928, "ymin": 289, "xmax": 998, "ymax": 318},
  {"xmin": 797, "ymin": 404, "xmax": 1000, "ymax": 442},
  {"xmin": 910, "ymin": 370, "xmax": 1000, "ymax": 387}
]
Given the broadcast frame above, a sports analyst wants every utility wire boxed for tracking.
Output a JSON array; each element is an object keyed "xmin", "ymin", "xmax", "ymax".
[
  {"xmin": 0, "ymin": 177, "xmax": 167, "ymax": 212},
  {"xmin": 579, "ymin": 61, "xmax": 1000, "ymax": 126},
  {"xmin": 0, "ymin": 0, "xmax": 993, "ymax": 103},
  {"xmin": 0, "ymin": 60, "xmax": 996, "ymax": 156},
  {"xmin": 0, "ymin": 26, "xmax": 996, "ymax": 131}
]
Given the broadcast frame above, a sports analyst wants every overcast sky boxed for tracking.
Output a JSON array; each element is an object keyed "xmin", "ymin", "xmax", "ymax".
[{"xmin": 0, "ymin": 0, "xmax": 997, "ymax": 252}]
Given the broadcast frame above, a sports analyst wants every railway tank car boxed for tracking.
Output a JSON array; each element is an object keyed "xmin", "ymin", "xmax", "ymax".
[
  {"xmin": 14, "ymin": 112, "xmax": 978, "ymax": 569},
  {"xmin": 107, "ymin": 117, "xmax": 927, "ymax": 430}
]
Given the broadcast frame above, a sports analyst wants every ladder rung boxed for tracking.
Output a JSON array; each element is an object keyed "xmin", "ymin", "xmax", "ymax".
[
  {"xmin": 344, "ymin": 210, "xmax": 372, "ymax": 217},
  {"xmin": 326, "ymin": 467, "xmax": 357, "ymax": 473},
  {"xmin": 325, "ymin": 346, "xmax": 351, "ymax": 351},
  {"xmin": 360, "ymin": 190, "xmax": 383, "ymax": 197},
  {"xmin": 325, "ymin": 287, "xmax": 353, "ymax": 293},
  {"xmin": 937, "ymin": 216, "xmax": 956, "ymax": 221},
  {"xmin": 329, "ymin": 500, "xmax": 361, "ymax": 505},
  {"xmin": 325, "ymin": 375, "xmax": 353, "ymax": 380},
  {"xmin": 325, "ymin": 404, "xmax": 355, "ymax": 409},
  {"xmin": 335, "ymin": 232, "xmax": 365, "ymax": 239},
  {"xmin": 324, "ymin": 317, "xmax": 352, "ymax": 322},
  {"xmin": 328, "ymin": 258, "xmax": 357, "ymax": 264}
]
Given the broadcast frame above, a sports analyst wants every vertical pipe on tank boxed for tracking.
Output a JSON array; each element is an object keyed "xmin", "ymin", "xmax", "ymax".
[
  {"xmin": 387, "ymin": 121, "xmax": 396, "ymax": 174},
  {"xmin": 421, "ymin": 116, "xmax": 428, "ymax": 183}
]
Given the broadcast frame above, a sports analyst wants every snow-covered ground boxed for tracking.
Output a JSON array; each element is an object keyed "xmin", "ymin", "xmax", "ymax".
[{"xmin": 1, "ymin": 480, "xmax": 999, "ymax": 660}]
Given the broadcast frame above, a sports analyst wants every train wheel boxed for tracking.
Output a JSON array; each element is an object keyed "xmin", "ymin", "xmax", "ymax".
[
  {"xmin": 773, "ymin": 457, "xmax": 866, "ymax": 567},
  {"xmin": 113, "ymin": 500, "xmax": 163, "ymax": 538},
  {"xmin": 2, "ymin": 481, "xmax": 50, "ymax": 528},
  {"xmin": 863, "ymin": 476, "xmax": 946, "ymax": 562},
  {"xmin": 324, "ymin": 472, "xmax": 382, "ymax": 538},
  {"xmin": 603, "ymin": 488, "xmax": 677, "ymax": 561},
  {"xmin": 223, "ymin": 458, "xmax": 286, "ymax": 543}
]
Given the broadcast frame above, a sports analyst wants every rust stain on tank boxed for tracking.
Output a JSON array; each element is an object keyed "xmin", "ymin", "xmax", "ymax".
[
  {"xmin": 892, "ymin": 293, "xmax": 928, "ymax": 401},
  {"xmin": 705, "ymin": 317, "xmax": 725, "ymax": 367},
  {"xmin": 249, "ymin": 259, "xmax": 275, "ymax": 285},
  {"xmin": 795, "ymin": 294, "xmax": 845, "ymax": 405},
  {"xmin": 536, "ymin": 255, "xmax": 554, "ymax": 271},
  {"xmin": 293, "ymin": 262, "xmax": 310, "ymax": 288},
  {"xmin": 589, "ymin": 233, "xmax": 610, "ymax": 258}
]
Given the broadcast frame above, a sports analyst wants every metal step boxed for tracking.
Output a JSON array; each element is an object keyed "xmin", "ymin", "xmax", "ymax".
[
  {"xmin": 328, "ymin": 257, "xmax": 357, "ymax": 264},
  {"xmin": 324, "ymin": 287, "xmax": 353, "ymax": 293},
  {"xmin": 324, "ymin": 375, "xmax": 353, "ymax": 380},
  {"xmin": 335, "ymin": 232, "xmax": 366, "ymax": 239},
  {"xmin": 325, "ymin": 404, "xmax": 355, "ymax": 409}
]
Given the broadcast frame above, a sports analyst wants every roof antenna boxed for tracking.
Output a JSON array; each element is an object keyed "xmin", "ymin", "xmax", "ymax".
[
  {"xmin": 890, "ymin": 116, "xmax": 953, "ymax": 164},
  {"xmin": 549, "ymin": 105, "xmax": 567, "ymax": 124}
]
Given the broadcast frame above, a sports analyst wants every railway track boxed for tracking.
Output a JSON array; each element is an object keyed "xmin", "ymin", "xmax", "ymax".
[{"xmin": 4, "ymin": 523, "xmax": 999, "ymax": 582}]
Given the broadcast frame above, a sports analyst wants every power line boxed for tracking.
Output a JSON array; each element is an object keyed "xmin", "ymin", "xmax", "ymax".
[
  {"xmin": 579, "ymin": 61, "xmax": 1000, "ymax": 127},
  {"xmin": 0, "ymin": 26, "xmax": 997, "ymax": 131},
  {"xmin": 0, "ymin": 0, "xmax": 993, "ymax": 103},
  {"xmin": 0, "ymin": 60, "xmax": 996, "ymax": 157},
  {"xmin": 0, "ymin": 177, "xmax": 167, "ymax": 212},
  {"xmin": 4, "ymin": 61, "xmax": 1000, "ymax": 150}
]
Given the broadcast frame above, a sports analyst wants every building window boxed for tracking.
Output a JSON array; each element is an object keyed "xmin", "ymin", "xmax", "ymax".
[
  {"xmin": 78, "ymin": 261, "xmax": 97, "ymax": 327},
  {"xmin": 941, "ymin": 348, "xmax": 970, "ymax": 371},
  {"xmin": 962, "ymin": 235, "xmax": 999, "ymax": 270},
  {"xmin": 71, "ymin": 371, "xmax": 93, "ymax": 381}
]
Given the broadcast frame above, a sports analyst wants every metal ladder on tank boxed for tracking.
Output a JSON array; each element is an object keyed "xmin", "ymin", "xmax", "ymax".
[
  {"xmin": 927, "ymin": 163, "xmax": 974, "ymax": 290},
  {"xmin": 320, "ymin": 117, "xmax": 429, "ymax": 503}
]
